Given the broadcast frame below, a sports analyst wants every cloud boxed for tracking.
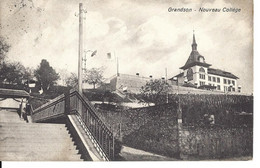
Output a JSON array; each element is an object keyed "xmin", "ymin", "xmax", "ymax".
[{"xmin": 1, "ymin": 0, "xmax": 253, "ymax": 93}]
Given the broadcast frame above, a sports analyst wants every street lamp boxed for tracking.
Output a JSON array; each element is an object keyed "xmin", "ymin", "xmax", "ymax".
[
  {"xmin": 83, "ymin": 50, "xmax": 97, "ymax": 73},
  {"xmin": 173, "ymin": 76, "xmax": 182, "ymax": 159},
  {"xmin": 173, "ymin": 77, "xmax": 182, "ymax": 121}
]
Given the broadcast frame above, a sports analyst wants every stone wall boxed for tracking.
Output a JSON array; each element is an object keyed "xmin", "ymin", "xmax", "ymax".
[
  {"xmin": 96, "ymin": 103, "xmax": 178, "ymax": 139},
  {"xmin": 179, "ymin": 126, "xmax": 253, "ymax": 159}
]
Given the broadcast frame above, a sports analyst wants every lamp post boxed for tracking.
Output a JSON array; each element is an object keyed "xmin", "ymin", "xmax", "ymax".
[
  {"xmin": 78, "ymin": 2, "xmax": 97, "ymax": 94},
  {"xmin": 173, "ymin": 76, "xmax": 182, "ymax": 159},
  {"xmin": 78, "ymin": 3, "xmax": 84, "ymax": 94},
  {"xmin": 173, "ymin": 77, "xmax": 182, "ymax": 122}
]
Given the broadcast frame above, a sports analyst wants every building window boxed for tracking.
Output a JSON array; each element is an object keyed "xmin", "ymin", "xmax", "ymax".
[
  {"xmin": 232, "ymin": 80, "xmax": 235, "ymax": 85},
  {"xmin": 217, "ymin": 85, "xmax": 220, "ymax": 90},
  {"xmin": 187, "ymin": 68, "xmax": 193, "ymax": 81},
  {"xmin": 224, "ymin": 79, "xmax": 227, "ymax": 84},
  {"xmin": 200, "ymin": 81, "xmax": 205, "ymax": 86},
  {"xmin": 209, "ymin": 83, "xmax": 211, "ymax": 86},
  {"xmin": 217, "ymin": 77, "xmax": 220, "ymax": 83},
  {"xmin": 228, "ymin": 86, "xmax": 231, "ymax": 92},
  {"xmin": 232, "ymin": 88, "xmax": 235, "ymax": 92},
  {"xmin": 208, "ymin": 76, "xmax": 211, "ymax": 81},
  {"xmin": 228, "ymin": 80, "xmax": 231, "ymax": 84},
  {"xmin": 224, "ymin": 86, "xmax": 227, "ymax": 92},
  {"xmin": 199, "ymin": 67, "xmax": 205, "ymax": 73},
  {"xmin": 199, "ymin": 74, "xmax": 205, "ymax": 79},
  {"xmin": 213, "ymin": 77, "xmax": 216, "ymax": 82}
]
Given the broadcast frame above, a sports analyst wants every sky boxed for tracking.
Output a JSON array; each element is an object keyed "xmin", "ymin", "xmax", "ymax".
[{"xmin": 0, "ymin": 0, "xmax": 253, "ymax": 93}]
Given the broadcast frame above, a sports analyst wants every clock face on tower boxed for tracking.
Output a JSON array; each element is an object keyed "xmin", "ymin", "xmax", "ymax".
[{"xmin": 198, "ymin": 56, "xmax": 204, "ymax": 63}]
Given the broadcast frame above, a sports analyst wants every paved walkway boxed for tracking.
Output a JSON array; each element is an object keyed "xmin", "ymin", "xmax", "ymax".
[
  {"xmin": 119, "ymin": 146, "xmax": 252, "ymax": 161},
  {"xmin": 120, "ymin": 146, "xmax": 178, "ymax": 161}
]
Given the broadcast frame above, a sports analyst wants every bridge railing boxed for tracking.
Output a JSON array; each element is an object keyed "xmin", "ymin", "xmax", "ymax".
[
  {"xmin": 69, "ymin": 88, "xmax": 114, "ymax": 160},
  {"xmin": 32, "ymin": 94, "xmax": 66, "ymax": 122},
  {"xmin": 31, "ymin": 89, "xmax": 114, "ymax": 160}
]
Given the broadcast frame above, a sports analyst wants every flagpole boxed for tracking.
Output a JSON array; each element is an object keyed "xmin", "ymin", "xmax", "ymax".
[{"xmin": 115, "ymin": 51, "xmax": 119, "ymax": 76}]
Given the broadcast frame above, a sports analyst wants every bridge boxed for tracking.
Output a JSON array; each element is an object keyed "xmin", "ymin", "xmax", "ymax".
[{"xmin": 0, "ymin": 88, "xmax": 115, "ymax": 161}]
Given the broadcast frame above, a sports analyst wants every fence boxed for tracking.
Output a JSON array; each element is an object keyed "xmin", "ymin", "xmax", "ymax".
[{"xmin": 31, "ymin": 89, "xmax": 115, "ymax": 160}]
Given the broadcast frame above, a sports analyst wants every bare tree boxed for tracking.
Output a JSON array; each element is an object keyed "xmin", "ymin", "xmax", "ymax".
[
  {"xmin": 140, "ymin": 79, "xmax": 171, "ymax": 106},
  {"xmin": 65, "ymin": 73, "xmax": 78, "ymax": 88},
  {"xmin": 84, "ymin": 67, "xmax": 104, "ymax": 89}
]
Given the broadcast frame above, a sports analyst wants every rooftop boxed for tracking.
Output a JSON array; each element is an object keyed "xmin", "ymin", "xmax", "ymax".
[
  {"xmin": 0, "ymin": 88, "xmax": 29, "ymax": 98},
  {"xmin": 180, "ymin": 32, "xmax": 211, "ymax": 70},
  {"xmin": 208, "ymin": 68, "xmax": 239, "ymax": 79}
]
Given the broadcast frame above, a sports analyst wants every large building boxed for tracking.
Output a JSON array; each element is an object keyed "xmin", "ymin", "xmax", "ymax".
[
  {"xmin": 170, "ymin": 32, "xmax": 240, "ymax": 93},
  {"xmin": 100, "ymin": 73, "xmax": 151, "ymax": 94}
]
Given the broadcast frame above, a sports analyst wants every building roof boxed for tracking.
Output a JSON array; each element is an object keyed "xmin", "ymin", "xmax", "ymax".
[
  {"xmin": 208, "ymin": 68, "xmax": 239, "ymax": 79},
  {"xmin": 180, "ymin": 32, "xmax": 211, "ymax": 70},
  {"xmin": 0, "ymin": 88, "xmax": 29, "ymax": 98},
  {"xmin": 169, "ymin": 72, "xmax": 184, "ymax": 80}
]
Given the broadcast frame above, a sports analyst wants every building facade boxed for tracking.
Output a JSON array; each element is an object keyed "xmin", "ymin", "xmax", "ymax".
[
  {"xmin": 171, "ymin": 32, "xmax": 240, "ymax": 93},
  {"xmin": 99, "ymin": 73, "xmax": 151, "ymax": 94}
]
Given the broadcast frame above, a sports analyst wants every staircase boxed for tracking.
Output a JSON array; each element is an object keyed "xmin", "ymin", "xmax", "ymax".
[{"xmin": 0, "ymin": 109, "xmax": 83, "ymax": 161}]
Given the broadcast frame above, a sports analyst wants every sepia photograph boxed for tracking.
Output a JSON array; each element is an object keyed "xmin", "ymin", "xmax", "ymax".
[{"xmin": 0, "ymin": 0, "xmax": 254, "ymax": 163}]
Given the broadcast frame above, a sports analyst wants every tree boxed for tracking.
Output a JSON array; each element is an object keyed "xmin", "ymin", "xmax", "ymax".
[
  {"xmin": 65, "ymin": 73, "xmax": 78, "ymax": 88},
  {"xmin": 84, "ymin": 67, "xmax": 104, "ymax": 89},
  {"xmin": 34, "ymin": 59, "xmax": 60, "ymax": 91},
  {"xmin": 0, "ymin": 36, "xmax": 10, "ymax": 62},
  {"xmin": 0, "ymin": 61, "xmax": 26, "ymax": 85},
  {"xmin": 140, "ymin": 79, "xmax": 171, "ymax": 105},
  {"xmin": 22, "ymin": 67, "xmax": 35, "ymax": 81}
]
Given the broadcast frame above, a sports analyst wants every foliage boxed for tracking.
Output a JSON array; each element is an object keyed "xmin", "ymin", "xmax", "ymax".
[
  {"xmin": 0, "ymin": 61, "xmax": 28, "ymax": 85},
  {"xmin": 65, "ymin": 72, "xmax": 78, "ymax": 88},
  {"xmin": 0, "ymin": 36, "xmax": 10, "ymax": 62},
  {"xmin": 23, "ymin": 67, "xmax": 35, "ymax": 81},
  {"xmin": 84, "ymin": 67, "xmax": 104, "ymax": 89},
  {"xmin": 140, "ymin": 79, "xmax": 171, "ymax": 105},
  {"xmin": 34, "ymin": 59, "xmax": 60, "ymax": 91}
]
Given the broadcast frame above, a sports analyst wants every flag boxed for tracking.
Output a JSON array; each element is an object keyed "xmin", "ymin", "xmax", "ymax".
[
  {"xmin": 107, "ymin": 52, "xmax": 112, "ymax": 59},
  {"xmin": 107, "ymin": 52, "xmax": 116, "ymax": 60}
]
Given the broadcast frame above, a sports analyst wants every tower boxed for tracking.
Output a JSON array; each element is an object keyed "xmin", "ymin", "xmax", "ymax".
[{"xmin": 179, "ymin": 31, "xmax": 211, "ymax": 86}]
